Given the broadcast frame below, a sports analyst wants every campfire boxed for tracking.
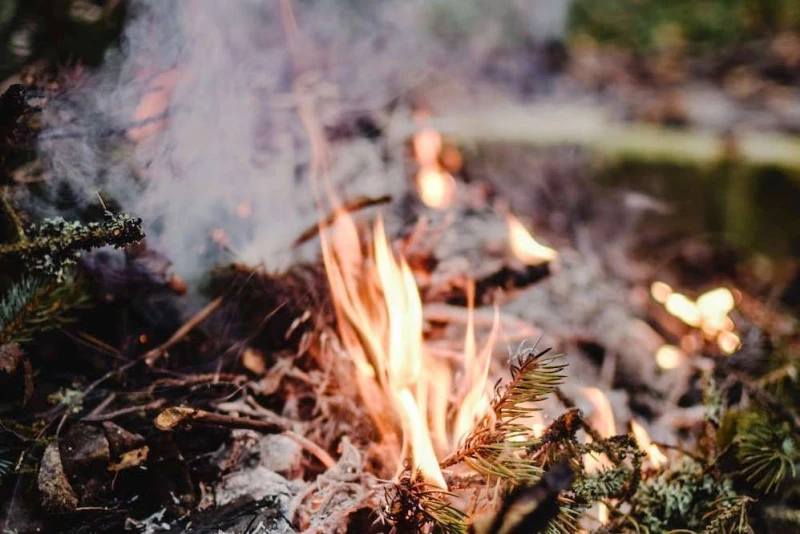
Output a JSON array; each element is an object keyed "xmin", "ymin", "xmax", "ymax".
[{"xmin": 1, "ymin": 1, "xmax": 799, "ymax": 533}]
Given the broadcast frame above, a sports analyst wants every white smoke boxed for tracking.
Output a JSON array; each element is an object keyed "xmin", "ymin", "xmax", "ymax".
[{"xmin": 37, "ymin": 0, "xmax": 573, "ymax": 281}]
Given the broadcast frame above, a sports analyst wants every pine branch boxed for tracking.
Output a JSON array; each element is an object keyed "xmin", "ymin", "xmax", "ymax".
[
  {"xmin": 0, "ymin": 212, "xmax": 144, "ymax": 280},
  {"xmin": 442, "ymin": 346, "xmax": 566, "ymax": 485},
  {"xmin": 735, "ymin": 414, "xmax": 798, "ymax": 494},
  {"xmin": 0, "ymin": 276, "xmax": 88, "ymax": 344},
  {"xmin": 702, "ymin": 496, "xmax": 755, "ymax": 534},
  {"xmin": 383, "ymin": 477, "xmax": 467, "ymax": 534}
]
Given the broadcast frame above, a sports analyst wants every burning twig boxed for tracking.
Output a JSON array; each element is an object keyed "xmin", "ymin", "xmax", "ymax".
[{"xmin": 143, "ymin": 296, "xmax": 224, "ymax": 366}]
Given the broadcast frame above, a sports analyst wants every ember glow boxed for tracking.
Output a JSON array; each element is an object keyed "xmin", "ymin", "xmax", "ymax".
[
  {"xmin": 655, "ymin": 344, "xmax": 686, "ymax": 370},
  {"xmin": 416, "ymin": 168, "xmax": 457, "ymax": 209},
  {"xmin": 320, "ymin": 210, "xmax": 499, "ymax": 489},
  {"xmin": 413, "ymin": 125, "xmax": 457, "ymax": 209},
  {"xmin": 507, "ymin": 214, "xmax": 558, "ymax": 265},
  {"xmin": 649, "ymin": 281, "xmax": 673, "ymax": 304},
  {"xmin": 652, "ymin": 282, "xmax": 741, "ymax": 354}
]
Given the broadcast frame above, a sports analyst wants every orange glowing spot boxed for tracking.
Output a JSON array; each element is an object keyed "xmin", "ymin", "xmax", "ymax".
[
  {"xmin": 440, "ymin": 144, "xmax": 464, "ymax": 173},
  {"xmin": 655, "ymin": 344, "xmax": 685, "ymax": 370},
  {"xmin": 665, "ymin": 293, "xmax": 701, "ymax": 327},
  {"xmin": 650, "ymin": 281, "xmax": 673, "ymax": 304},
  {"xmin": 631, "ymin": 419, "xmax": 667, "ymax": 468},
  {"xmin": 507, "ymin": 214, "xmax": 557, "ymax": 265},
  {"xmin": 138, "ymin": 334, "xmax": 148, "ymax": 344},
  {"xmin": 717, "ymin": 330, "xmax": 741, "ymax": 354},
  {"xmin": 416, "ymin": 168, "xmax": 456, "ymax": 209}
]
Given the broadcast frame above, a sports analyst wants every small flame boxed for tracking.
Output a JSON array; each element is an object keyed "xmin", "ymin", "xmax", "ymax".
[
  {"xmin": 582, "ymin": 387, "xmax": 617, "ymax": 438},
  {"xmin": 412, "ymin": 123, "xmax": 457, "ymax": 209},
  {"xmin": 650, "ymin": 281, "xmax": 673, "ymax": 304},
  {"xmin": 598, "ymin": 503, "xmax": 610, "ymax": 525},
  {"xmin": 416, "ymin": 168, "xmax": 457, "ymax": 209},
  {"xmin": 717, "ymin": 330, "xmax": 741, "ymax": 354},
  {"xmin": 630, "ymin": 419, "xmax": 667, "ymax": 468},
  {"xmin": 507, "ymin": 214, "xmax": 557, "ymax": 265},
  {"xmin": 580, "ymin": 388, "xmax": 616, "ymax": 528},
  {"xmin": 580, "ymin": 387, "xmax": 616, "ymax": 475},
  {"xmin": 696, "ymin": 287, "xmax": 735, "ymax": 318},
  {"xmin": 655, "ymin": 344, "xmax": 685, "ymax": 370},
  {"xmin": 664, "ymin": 293, "xmax": 701, "ymax": 327},
  {"xmin": 321, "ymin": 209, "xmax": 500, "ymax": 489}
]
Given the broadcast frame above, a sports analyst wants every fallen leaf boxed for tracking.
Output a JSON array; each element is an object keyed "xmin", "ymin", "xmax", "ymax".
[{"xmin": 108, "ymin": 445, "xmax": 149, "ymax": 472}]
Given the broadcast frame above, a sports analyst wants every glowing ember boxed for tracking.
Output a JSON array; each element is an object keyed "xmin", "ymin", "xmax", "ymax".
[
  {"xmin": 717, "ymin": 330, "xmax": 741, "ymax": 354},
  {"xmin": 416, "ymin": 168, "xmax": 457, "ymax": 209},
  {"xmin": 664, "ymin": 292, "xmax": 701, "ymax": 327},
  {"xmin": 320, "ymin": 210, "xmax": 499, "ymax": 489},
  {"xmin": 650, "ymin": 281, "xmax": 673, "ymax": 304},
  {"xmin": 655, "ymin": 344, "xmax": 686, "ymax": 370},
  {"xmin": 653, "ymin": 282, "xmax": 741, "ymax": 354},
  {"xmin": 507, "ymin": 214, "xmax": 558, "ymax": 265},
  {"xmin": 412, "ymin": 123, "xmax": 457, "ymax": 209},
  {"xmin": 696, "ymin": 287, "xmax": 735, "ymax": 318},
  {"xmin": 630, "ymin": 419, "xmax": 667, "ymax": 468}
]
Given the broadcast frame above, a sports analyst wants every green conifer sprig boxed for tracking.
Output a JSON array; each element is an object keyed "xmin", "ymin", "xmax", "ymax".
[
  {"xmin": 441, "ymin": 347, "xmax": 567, "ymax": 485},
  {"xmin": 0, "ymin": 276, "xmax": 87, "ymax": 344},
  {"xmin": 735, "ymin": 413, "xmax": 798, "ymax": 494},
  {"xmin": 383, "ymin": 477, "xmax": 467, "ymax": 534}
]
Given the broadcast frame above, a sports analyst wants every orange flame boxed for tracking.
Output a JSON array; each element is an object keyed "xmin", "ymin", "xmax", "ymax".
[
  {"xmin": 321, "ymin": 210, "xmax": 500, "ymax": 489},
  {"xmin": 507, "ymin": 214, "xmax": 557, "ymax": 265},
  {"xmin": 580, "ymin": 388, "xmax": 616, "ymax": 527},
  {"xmin": 416, "ymin": 168, "xmax": 457, "ymax": 209},
  {"xmin": 630, "ymin": 419, "xmax": 667, "ymax": 468},
  {"xmin": 412, "ymin": 125, "xmax": 457, "ymax": 209}
]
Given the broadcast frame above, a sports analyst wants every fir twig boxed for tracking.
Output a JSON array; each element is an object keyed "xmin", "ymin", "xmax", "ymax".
[
  {"xmin": 0, "ymin": 212, "xmax": 144, "ymax": 280},
  {"xmin": 0, "ymin": 276, "xmax": 88, "ymax": 345},
  {"xmin": 441, "ymin": 347, "xmax": 567, "ymax": 485}
]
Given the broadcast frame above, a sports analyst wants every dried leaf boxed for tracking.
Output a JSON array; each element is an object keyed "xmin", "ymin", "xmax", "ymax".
[
  {"xmin": 154, "ymin": 406, "xmax": 197, "ymax": 431},
  {"xmin": 108, "ymin": 446, "xmax": 149, "ymax": 472},
  {"xmin": 242, "ymin": 347, "xmax": 266, "ymax": 374}
]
